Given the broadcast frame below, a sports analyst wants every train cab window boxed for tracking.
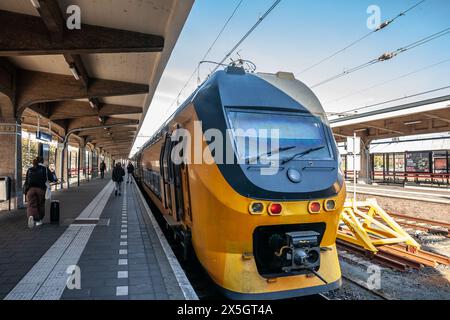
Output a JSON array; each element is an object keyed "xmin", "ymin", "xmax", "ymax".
[{"xmin": 226, "ymin": 110, "xmax": 332, "ymax": 163}]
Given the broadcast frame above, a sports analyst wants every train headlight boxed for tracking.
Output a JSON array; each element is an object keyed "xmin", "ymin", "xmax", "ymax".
[
  {"xmin": 249, "ymin": 202, "xmax": 264, "ymax": 215},
  {"xmin": 308, "ymin": 201, "xmax": 321, "ymax": 214},
  {"xmin": 324, "ymin": 199, "xmax": 336, "ymax": 212},
  {"xmin": 287, "ymin": 168, "xmax": 302, "ymax": 183},
  {"xmin": 268, "ymin": 203, "xmax": 282, "ymax": 215}
]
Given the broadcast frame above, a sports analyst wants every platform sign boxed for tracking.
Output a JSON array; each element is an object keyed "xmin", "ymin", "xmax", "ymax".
[
  {"xmin": 347, "ymin": 155, "xmax": 361, "ymax": 171},
  {"xmin": 36, "ymin": 131, "xmax": 52, "ymax": 142},
  {"xmin": 346, "ymin": 136, "xmax": 361, "ymax": 155}
]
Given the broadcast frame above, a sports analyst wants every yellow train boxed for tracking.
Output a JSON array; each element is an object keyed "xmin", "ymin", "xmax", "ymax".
[{"xmin": 134, "ymin": 66, "xmax": 346, "ymax": 299}]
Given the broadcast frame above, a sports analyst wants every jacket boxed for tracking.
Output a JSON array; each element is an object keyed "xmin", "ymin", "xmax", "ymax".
[
  {"xmin": 112, "ymin": 166, "xmax": 125, "ymax": 182},
  {"xmin": 24, "ymin": 164, "xmax": 55, "ymax": 191},
  {"xmin": 127, "ymin": 164, "xmax": 135, "ymax": 174}
]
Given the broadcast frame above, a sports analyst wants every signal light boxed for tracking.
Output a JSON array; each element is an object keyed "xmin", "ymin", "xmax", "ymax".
[
  {"xmin": 268, "ymin": 203, "xmax": 282, "ymax": 215},
  {"xmin": 249, "ymin": 202, "xmax": 264, "ymax": 215},
  {"xmin": 308, "ymin": 201, "xmax": 321, "ymax": 214},
  {"xmin": 325, "ymin": 199, "xmax": 336, "ymax": 211}
]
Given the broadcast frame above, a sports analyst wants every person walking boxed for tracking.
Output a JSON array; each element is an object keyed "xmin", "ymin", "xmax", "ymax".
[
  {"xmin": 100, "ymin": 160, "xmax": 106, "ymax": 179},
  {"xmin": 126, "ymin": 161, "xmax": 134, "ymax": 184},
  {"xmin": 23, "ymin": 156, "xmax": 56, "ymax": 228},
  {"xmin": 112, "ymin": 162, "xmax": 125, "ymax": 196}
]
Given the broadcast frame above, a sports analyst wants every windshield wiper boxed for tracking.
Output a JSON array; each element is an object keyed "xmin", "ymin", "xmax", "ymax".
[
  {"xmin": 245, "ymin": 146, "xmax": 296, "ymax": 164},
  {"xmin": 281, "ymin": 145, "xmax": 326, "ymax": 165}
]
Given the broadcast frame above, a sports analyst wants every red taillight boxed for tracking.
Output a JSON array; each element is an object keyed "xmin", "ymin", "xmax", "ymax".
[
  {"xmin": 269, "ymin": 203, "xmax": 282, "ymax": 215},
  {"xmin": 309, "ymin": 201, "xmax": 321, "ymax": 214}
]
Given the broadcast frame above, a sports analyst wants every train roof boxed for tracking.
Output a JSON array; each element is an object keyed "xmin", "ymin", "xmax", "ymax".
[{"xmin": 135, "ymin": 67, "xmax": 327, "ymax": 156}]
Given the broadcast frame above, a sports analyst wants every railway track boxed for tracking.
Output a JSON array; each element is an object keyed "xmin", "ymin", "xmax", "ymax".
[
  {"xmin": 317, "ymin": 293, "xmax": 331, "ymax": 300},
  {"xmin": 342, "ymin": 275, "xmax": 391, "ymax": 300},
  {"xmin": 386, "ymin": 212, "xmax": 450, "ymax": 236},
  {"xmin": 357, "ymin": 206, "xmax": 450, "ymax": 237}
]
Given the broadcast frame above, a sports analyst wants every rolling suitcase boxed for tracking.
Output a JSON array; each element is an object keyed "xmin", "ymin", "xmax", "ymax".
[{"xmin": 50, "ymin": 200, "xmax": 60, "ymax": 224}]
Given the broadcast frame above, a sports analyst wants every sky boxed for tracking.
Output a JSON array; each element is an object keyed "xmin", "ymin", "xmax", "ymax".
[{"xmin": 130, "ymin": 0, "xmax": 450, "ymax": 156}]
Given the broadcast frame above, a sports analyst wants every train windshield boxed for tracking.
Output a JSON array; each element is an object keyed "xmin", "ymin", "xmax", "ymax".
[{"xmin": 226, "ymin": 110, "xmax": 332, "ymax": 162}]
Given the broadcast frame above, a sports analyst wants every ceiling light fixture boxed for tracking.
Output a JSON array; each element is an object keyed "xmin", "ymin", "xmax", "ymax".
[{"xmin": 404, "ymin": 120, "xmax": 422, "ymax": 125}]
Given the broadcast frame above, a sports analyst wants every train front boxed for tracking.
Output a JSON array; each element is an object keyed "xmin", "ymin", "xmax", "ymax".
[{"xmin": 190, "ymin": 67, "xmax": 346, "ymax": 299}]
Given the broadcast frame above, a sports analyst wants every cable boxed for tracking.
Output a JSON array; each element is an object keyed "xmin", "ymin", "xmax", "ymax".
[
  {"xmin": 298, "ymin": 0, "xmax": 426, "ymax": 75},
  {"xmin": 309, "ymin": 269, "xmax": 328, "ymax": 285},
  {"xmin": 161, "ymin": 0, "xmax": 281, "ymax": 124},
  {"xmin": 311, "ymin": 27, "xmax": 450, "ymax": 89},
  {"xmin": 163, "ymin": 0, "xmax": 245, "ymax": 121},
  {"xmin": 326, "ymin": 57, "xmax": 450, "ymax": 104},
  {"xmin": 210, "ymin": 0, "xmax": 282, "ymax": 75},
  {"xmin": 341, "ymin": 85, "xmax": 450, "ymax": 114},
  {"xmin": 394, "ymin": 27, "xmax": 450, "ymax": 53},
  {"xmin": 200, "ymin": 0, "xmax": 244, "ymax": 68}
]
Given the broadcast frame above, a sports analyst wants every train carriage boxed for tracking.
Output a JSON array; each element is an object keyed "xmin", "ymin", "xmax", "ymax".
[{"xmin": 135, "ymin": 65, "xmax": 346, "ymax": 299}]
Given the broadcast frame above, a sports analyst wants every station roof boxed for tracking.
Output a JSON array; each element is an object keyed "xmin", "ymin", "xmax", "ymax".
[
  {"xmin": 0, "ymin": 0, "xmax": 194, "ymax": 159},
  {"xmin": 330, "ymin": 96, "xmax": 450, "ymax": 143}
]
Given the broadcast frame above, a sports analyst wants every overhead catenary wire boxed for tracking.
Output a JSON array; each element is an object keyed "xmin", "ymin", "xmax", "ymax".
[
  {"xmin": 210, "ymin": 0, "xmax": 282, "ymax": 75},
  {"xmin": 298, "ymin": 0, "xmax": 426, "ymax": 75},
  {"xmin": 132, "ymin": 0, "xmax": 245, "ymax": 157},
  {"xmin": 164, "ymin": 0, "xmax": 244, "ymax": 118},
  {"xmin": 337, "ymin": 85, "xmax": 450, "ymax": 115},
  {"xmin": 311, "ymin": 27, "xmax": 450, "ymax": 89},
  {"xmin": 325, "ymin": 57, "xmax": 450, "ymax": 104}
]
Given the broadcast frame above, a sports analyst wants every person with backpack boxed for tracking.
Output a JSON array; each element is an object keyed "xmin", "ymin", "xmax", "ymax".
[
  {"xmin": 126, "ymin": 161, "xmax": 134, "ymax": 184},
  {"xmin": 112, "ymin": 162, "xmax": 125, "ymax": 196},
  {"xmin": 23, "ymin": 156, "xmax": 56, "ymax": 228},
  {"xmin": 100, "ymin": 160, "xmax": 106, "ymax": 179}
]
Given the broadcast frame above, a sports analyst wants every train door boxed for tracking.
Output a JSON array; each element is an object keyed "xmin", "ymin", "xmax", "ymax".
[
  {"xmin": 180, "ymin": 163, "xmax": 192, "ymax": 225},
  {"xmin": 171, "ymin": 153, "xmax": 185, "ymax": 222},
  {"xmin": 161, "ymin": 132, "xmax": 187, "ymax": 223},
  {"xmin": 161, "ymin": 134, "xmax": 172, "ymax": 213}
]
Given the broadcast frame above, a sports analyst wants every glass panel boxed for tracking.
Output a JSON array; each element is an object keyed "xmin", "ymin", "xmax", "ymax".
[
  {"xmin": 227, "ymin": 110, "xmax": 331, "ymax": 162},
  {"xmin": 394, "ymin": 154, "xmax": 405, "ymax": 172},
  {"xmin": 373, "ymin": 154, "xmax": 384, "ymax": 171},
  {"xmin": 387, "ymin": 154, "xmax": 394, "ymax": 172},
  {"xmin": 340, "ymin": 155, "xmax": 346, "ymax": 172},
  {"xmin": 433, "ymin": 151, "xmax": 447, "ymax": 173},
  {"xmin": 448, "ymin": 151, "xmax": 450, "ymax": 173},
  {"xmin": 406, "ymin": 152, "xmax": 430, "ymax": 173}
]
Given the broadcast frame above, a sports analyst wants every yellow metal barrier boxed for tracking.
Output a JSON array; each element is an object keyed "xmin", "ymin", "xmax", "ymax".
[{"xmin": 338, "ymin": 199, "xmax": 421, "ymax": 253}]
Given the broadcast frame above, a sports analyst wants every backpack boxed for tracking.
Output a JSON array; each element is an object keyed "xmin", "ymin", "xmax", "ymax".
[{"xmin": 28, "ymin": 166, "xmax": 46, "ymax": 188}]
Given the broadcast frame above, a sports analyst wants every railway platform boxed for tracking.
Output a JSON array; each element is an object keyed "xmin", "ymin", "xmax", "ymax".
[
  {"xmin": 0, "ymin": 177, "xmax": 197, "ymax": 300},
  {"xmin": 346, "ymin": 182, "xmax": 450, "ymax": 204}
]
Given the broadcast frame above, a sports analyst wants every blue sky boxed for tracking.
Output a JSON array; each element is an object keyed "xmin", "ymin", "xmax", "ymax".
[{"xmin": 131, "ymin": 0, "xmax": 450, "ymax": 155}]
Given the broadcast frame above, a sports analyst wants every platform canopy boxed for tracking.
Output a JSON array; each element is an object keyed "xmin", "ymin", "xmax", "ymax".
[
  {"xmin": 0, "ymin": 0, "xmax": 194, "ymax": 159},
  {"xmin": 330, "ymin": 96, "xmax": 450, "ymax": 143}
]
